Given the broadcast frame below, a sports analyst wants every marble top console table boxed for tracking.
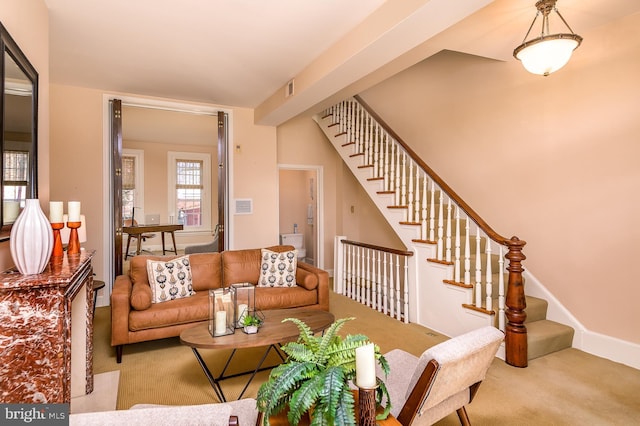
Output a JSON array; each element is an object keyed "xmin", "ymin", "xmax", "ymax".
[{"xmin": 0, "ymin": 251, "xmax": 95, "ymax": 403}]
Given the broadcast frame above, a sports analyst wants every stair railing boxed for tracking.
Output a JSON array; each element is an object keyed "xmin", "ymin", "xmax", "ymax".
[
  {"xmin": 334, "ymin": 236, "xmax": 414, "ymax": 323},
  {"xmin": 324, "ymin": 96, "xmax": 528, "ymax": 367}
]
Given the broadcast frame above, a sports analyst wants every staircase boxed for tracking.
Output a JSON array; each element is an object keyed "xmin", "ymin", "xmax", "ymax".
[{"xmin": 315, "ymin": 97, "xmax": 574, "ymax": 364}]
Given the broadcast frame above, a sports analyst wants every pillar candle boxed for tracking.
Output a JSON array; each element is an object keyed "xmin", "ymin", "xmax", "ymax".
[
  {"xmin": 237, "ymin": 304, "xmax": 248, "ymax": 322},
  {"xmin": 215, "ymin": 311, "xmax": 227, "ymax": 334},
  {"xmin": 68, "ymin": 201, "xmax": 81, "ymax": 222},
  {"xmin": 355, "ymin": 343, "xmax": 377, "ymax": 388},
  {"xmin": 49, "ymin": 201, "xmax": 64, "ymax": 223}
]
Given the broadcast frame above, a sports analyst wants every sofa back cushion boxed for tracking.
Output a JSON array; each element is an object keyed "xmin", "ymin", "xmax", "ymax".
[
  {"xmin": 129, "ymin": 253, "xmax": 223, "ymax": 310},
  {"xmin": 222, "ymin": 245, "xmax": 294, "ymax": 287}
]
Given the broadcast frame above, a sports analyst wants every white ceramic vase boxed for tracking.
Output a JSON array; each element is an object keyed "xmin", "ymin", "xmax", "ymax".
[{"xmin": 10, "ymin": 199, "xmax": 54, "ymax": 275}]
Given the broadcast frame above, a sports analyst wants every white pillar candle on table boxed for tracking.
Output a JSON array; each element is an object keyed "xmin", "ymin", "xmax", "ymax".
[
  {"xmin": 215, "ymin": 311, "xmax": 227, "ymax": 334},
  {"xmin": 68, "ymin": 201, "xmax": 81, "ymax": 222},
  {"xmin": 49, "ymin": 201, "xmax": 64, "ymax": 223},
  {"xmin": 355, "ymin": 343, "xmax": 377, "ymax": 388},
  {"xmin": 237, "ymin": 304, "xmax": 248, "ymax": 322}
]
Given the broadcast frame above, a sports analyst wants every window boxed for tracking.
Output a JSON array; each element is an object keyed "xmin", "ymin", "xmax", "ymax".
[
  {"xmin": 122, "ymin": 149, "xmax": 144, "ymax": 222},
  {"xmin": 168, "ymin": 152, "xmax": 211, "ymax": 232},
  {"xmin": 3, "ymin": 151, "xmax": 29, "ymax": 205}
]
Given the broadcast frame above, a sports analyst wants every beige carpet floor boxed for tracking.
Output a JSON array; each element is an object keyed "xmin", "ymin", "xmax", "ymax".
[{"xmin": 93, "ymin": 291, "xmax": 640, "ymax": 425}]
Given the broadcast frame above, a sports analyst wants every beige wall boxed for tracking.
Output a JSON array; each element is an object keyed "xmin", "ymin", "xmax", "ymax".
[
  {"xmin": 0, "ymin": 0, "xmax": 49, "ymax": 270},
  {"xmin": 50, "ymin": 85, "xmax": 279, "ymax": 282},
  {"xmin": 356, "ymin": 13, "xmax": 640, "ymax": 344},
  {"xmin": 276, "ymin": 114, "xmax": 403, "ymax": 271}
]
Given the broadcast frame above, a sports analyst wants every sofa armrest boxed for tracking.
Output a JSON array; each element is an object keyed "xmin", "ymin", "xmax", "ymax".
[
  {"xmin": 297, "ymin": 262, "xmax": 330, "ymax": 311},
  {"xmin": 110, "ymin": 274, "xmax": 133, "ymax": 347}
]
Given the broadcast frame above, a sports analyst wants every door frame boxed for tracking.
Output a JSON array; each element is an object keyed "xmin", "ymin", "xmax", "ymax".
[
  {"xmin": 277, "ymin": 164, "xmax": 324, "ymax": 270},
  {"xmin": 101, "ymin": 94, "xmax": 233, "ymax": 304}
]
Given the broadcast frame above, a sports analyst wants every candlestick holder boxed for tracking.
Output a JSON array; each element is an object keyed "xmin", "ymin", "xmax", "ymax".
[
  {"xmin": 66, "ymin": 221, "xmax": 82, "ymax": 254},
  {"xmin": 357, "ymin": 378, "xmax": 380, "ymax": 426},
  {"xmin": 51, "ymin": 222, "xmax": 65, "ymax": 258}
]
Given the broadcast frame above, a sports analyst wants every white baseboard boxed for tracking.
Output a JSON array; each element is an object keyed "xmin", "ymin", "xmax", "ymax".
[{"xmin": 524, "ymin": 270, "xmax": 639, "ymax": 370}]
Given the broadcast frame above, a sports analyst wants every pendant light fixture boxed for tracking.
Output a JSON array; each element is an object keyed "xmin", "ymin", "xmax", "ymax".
[{"xmin": 513, "ymin": 0, "xmax": 582, "ymax": 76}]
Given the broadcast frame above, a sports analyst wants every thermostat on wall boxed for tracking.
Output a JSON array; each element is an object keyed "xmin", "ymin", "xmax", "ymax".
[{"xmin": 235, "ymin": 198, "xmax": 253, "ymax": 215}]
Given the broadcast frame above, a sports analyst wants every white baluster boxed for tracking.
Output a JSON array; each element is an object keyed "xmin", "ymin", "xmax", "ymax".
[
  {"xmin": 382, "ymin": 252, "xmax": 388, "ymax": 314},
  {"xmin": 395, "ymin": 144, "xmax": 401, "ymax": 206},
  {"xmin": 395, "ymin": 254, "xmax": 401, "ymax": 321},
  {"xmin": 498, "ymin": 247, "xmax": 505, "ymax": 331},
  {"xmin": 366, "ymin": 248, "xmax": 371, "ymax": 306},
  {"xmin": 437, "ymin": 195, "xmax": 444, "ymax": 261},
  {"xmin": 401, "ymin": 152, "xmax": 407, "ymax": 208},
  {"xmin": 464, "ymin": 218, "xmax": 471, "ymax": 292},
  {"xmin": 429, "ymin": 182, "xmax": 436, "ymax": 241},
  {"xmin": 389, "ymin": 254, "xmax": 395, "ymax": 318},
  {"xmin": 376, "ymin": 250, "xmax": 382, "ymax": 311},
  {"xmin": 446, "ymin": 198, "xmax": 452, "ymax": 263},
  {"xmin": 407, "ymin": 160, "xmax": 414, "ymax": 222},
  {"xmin": 414, "ymin": 168, "xmax": 421, "ymax": 224},
  {"xmin": 373, "ymin": 123, "xmax": 380, "ymax": 178},
  {"xmin": 403, "ymin": 256, "xmax": 409, "ymax": 323},
  {"xmin": 346, "ymin": 244, "xmax": 352, "ymax": 298},
  {"xmin": 421, "ymin": 176, "xmax": 428, "ymax": 240},
  {"xmin": 485, "ymin": 242, "xmax": 493, "ymax": 312},
  {"xmin": 475, "ymin": 227, "xmax": 482, "ymax": 308},
  {"xmin": 454, "ymin": 207, "xmax": 461, "ymax": 283},
  {"xmin": 383, "ymin": 132, "xmax": 390, "ymax": 191}
]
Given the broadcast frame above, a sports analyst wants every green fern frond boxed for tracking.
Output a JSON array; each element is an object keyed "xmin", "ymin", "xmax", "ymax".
[
  {"xmin": 333, "ymin": 387, "xmax": 356, "ymax": 426},
  {"xmin": 375, "ymin": 380, "xmax": 393, "ymax": 420},
  {"xmin": 287, "ymin": 372, "xmax": 323, "ymax": 425},
  {"xmin": 258, "ymin": 361, "xmax": 316, "ymax": 416},
  {"xmin": 281, "ymin": 341, "xmax": 317, "ymax": 363},
  {"xmin": 316, "ymin": 317, "xmax": 354, "ymax": 363},
  {"xmin": 282, "ymin": 317, "xmax": 319, "ymax": 351},
  {"xmin": 317, "ymin": 366, "xmax": 346, "ymax": 423}
]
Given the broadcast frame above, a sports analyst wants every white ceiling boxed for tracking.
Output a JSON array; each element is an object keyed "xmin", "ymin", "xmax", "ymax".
[
  {"xmin": 43, "ymin": 0, "xmax": 640, "ymax": 126},
  {"xmin": 44, "ymin": 0, "xmax": 386, "ymax": 109}
]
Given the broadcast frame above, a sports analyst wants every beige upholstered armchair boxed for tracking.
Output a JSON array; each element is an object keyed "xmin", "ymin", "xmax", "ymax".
[{"xmin": 378, "ymin": 326, "xmax": 504, "ymax": 425}]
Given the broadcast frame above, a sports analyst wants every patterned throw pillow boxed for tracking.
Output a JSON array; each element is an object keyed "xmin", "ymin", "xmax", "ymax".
[
  {"xmin": 258, "ymin": 249, "xmax": 297, "ymax": 288},
  {"xmin": 146, "ymin": 255, "xmax": 194, "ymax": 303}
]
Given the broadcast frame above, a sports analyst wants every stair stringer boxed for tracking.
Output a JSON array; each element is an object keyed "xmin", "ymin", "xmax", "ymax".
[{"xmin": 315, "ymin": 114, "xmax": 497, "ymax": 339}]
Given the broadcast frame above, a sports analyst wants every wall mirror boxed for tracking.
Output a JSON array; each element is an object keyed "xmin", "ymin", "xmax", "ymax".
[{"xmin": 0, "ymin": 23, "xmax": 38, "ymax": 241}]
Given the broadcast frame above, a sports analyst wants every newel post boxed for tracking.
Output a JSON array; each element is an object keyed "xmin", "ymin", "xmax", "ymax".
[{"xmin": 504, "ymin": 236, "xmax": 528, "ymax": 367}]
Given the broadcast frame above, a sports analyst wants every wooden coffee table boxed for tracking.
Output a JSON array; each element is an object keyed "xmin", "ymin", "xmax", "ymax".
[{"xmin": 180, "ymin": 307, "xmax": 335, "ymax": 402}]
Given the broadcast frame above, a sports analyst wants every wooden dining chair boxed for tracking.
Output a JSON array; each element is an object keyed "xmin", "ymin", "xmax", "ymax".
[{"xmin": 377, "ymin": 326, "xmax": 504, "ymax": 425}]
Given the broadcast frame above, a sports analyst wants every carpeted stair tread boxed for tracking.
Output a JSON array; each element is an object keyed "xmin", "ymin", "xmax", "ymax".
[
  {"xmin": 524, "ymin": 296, "xmax": 548, "ymax": 323},
  {"xmin": 526, "ymin": 319, "xmax": 574, "ymax": 360}
]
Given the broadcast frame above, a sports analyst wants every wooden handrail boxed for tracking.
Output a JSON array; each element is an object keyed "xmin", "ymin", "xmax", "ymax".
[
  {"xmin": 350, "ymin": 95, "xmax": 528, "ymax": 367},
  {"xmin": 340, "ymin": 239, "xmax": 414, "ymax": 257}
]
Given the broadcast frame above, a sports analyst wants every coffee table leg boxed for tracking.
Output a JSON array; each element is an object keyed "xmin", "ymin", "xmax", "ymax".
[
  {"xmin": 236, "ymin": 344, "xmax": 277, "ymax": 400},
  {"xmin": 192, "ymin": 348, "xmax": 226, "ymax": 402}
]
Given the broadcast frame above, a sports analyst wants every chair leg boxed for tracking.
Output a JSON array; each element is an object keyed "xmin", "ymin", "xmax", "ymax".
[
  {"xmin": 125, "ymin": 236, "xmax": 132, "ymax": 260},
  {"xmin": 116, "ymin": 345, "xmax": 123, "ymax": 363},
  {"xmin": 456, "ymin": 407, "xmax": 471, "ymax": 426}
]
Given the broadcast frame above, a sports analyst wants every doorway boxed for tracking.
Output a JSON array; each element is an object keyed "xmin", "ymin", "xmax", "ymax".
[
  {"xmin": 278, "ymin": 165, "xmax": 323, "ymax": 269},
  {"xmin": 104, "ymin": 95, "xmax": 231, "ymax": 284}
]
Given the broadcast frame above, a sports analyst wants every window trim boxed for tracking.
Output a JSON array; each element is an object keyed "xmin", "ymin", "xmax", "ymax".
[
  {"xmin": 122, "ymin": 149, "xmax": 145, "ymax": 219},
  {"xmin": 167, "ymin": 151, "xmax": 211, "ymax": 233}
]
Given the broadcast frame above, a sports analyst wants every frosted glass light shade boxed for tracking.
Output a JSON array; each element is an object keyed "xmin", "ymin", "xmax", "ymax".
[{"xmin": 515, "ymin": 35, "xmax": 581, "ymax": 76}]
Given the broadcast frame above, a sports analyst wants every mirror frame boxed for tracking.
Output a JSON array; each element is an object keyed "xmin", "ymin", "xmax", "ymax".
[{"xmin": 0, "ymin": 22, "xmax": 39, "ymax": 242}]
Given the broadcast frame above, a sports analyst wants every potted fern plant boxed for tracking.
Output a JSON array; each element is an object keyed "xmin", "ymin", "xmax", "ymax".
[{"xmin": 256, "ymin": 317, "xmax": 391, "ymax": 425}]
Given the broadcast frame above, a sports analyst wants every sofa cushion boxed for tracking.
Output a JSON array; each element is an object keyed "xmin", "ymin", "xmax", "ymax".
[
  {"xmin": 129, "ymin": 291, "xmax": 209, "ymax": 331},
  {"xmin": 188, "ymin": 252, "xmax": 223, "ymax": 291},
  {"xmin": 222, "ymin": 245, "xmax": 294, "ymax": 287},
  {"xmin": 258, "ymin": 248, "xmax": 297, "ymax": 287},
  {"xmin": 131, "ymin": 282, "xmax": 153, "ymax": 310},
  {"xmin": 296, "ymin": 268, "xmax": 318, "ymax": 291},
  {"xmin": 255, "ymin": 286, "xmax": 317, "ymax": 310},
  {"xmin": 146, "ymin": 255, "xmax": 195, "ymax": 303}
]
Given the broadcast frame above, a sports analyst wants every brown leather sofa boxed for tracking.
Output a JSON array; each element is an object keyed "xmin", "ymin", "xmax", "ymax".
[{"xmin": 111, "ymin": 245, "xmax": 329, "ymax": 363}]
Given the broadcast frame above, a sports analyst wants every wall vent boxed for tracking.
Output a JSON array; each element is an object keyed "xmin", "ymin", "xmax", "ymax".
[
  {"xmin": 285, "ymin": 79, "xmax": 295, "ymax": 98},
  {"xmin": 234, "ymin": 198, "xmax": 253, "ymax": 215}
]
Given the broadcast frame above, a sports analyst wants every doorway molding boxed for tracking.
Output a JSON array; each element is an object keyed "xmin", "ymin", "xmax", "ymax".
[
  {"xmin": 101, "ymin": 94, "xmax": 234, "ymax": 305},
  {"xmin": 277, "ymin": 164, "xmax": 324, "ymax": 270}
]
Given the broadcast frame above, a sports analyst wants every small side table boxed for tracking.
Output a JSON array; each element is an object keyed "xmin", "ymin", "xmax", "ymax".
[{"xmin": 92, "ymin": 280, "xmax": 105, "ymax": 315}]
